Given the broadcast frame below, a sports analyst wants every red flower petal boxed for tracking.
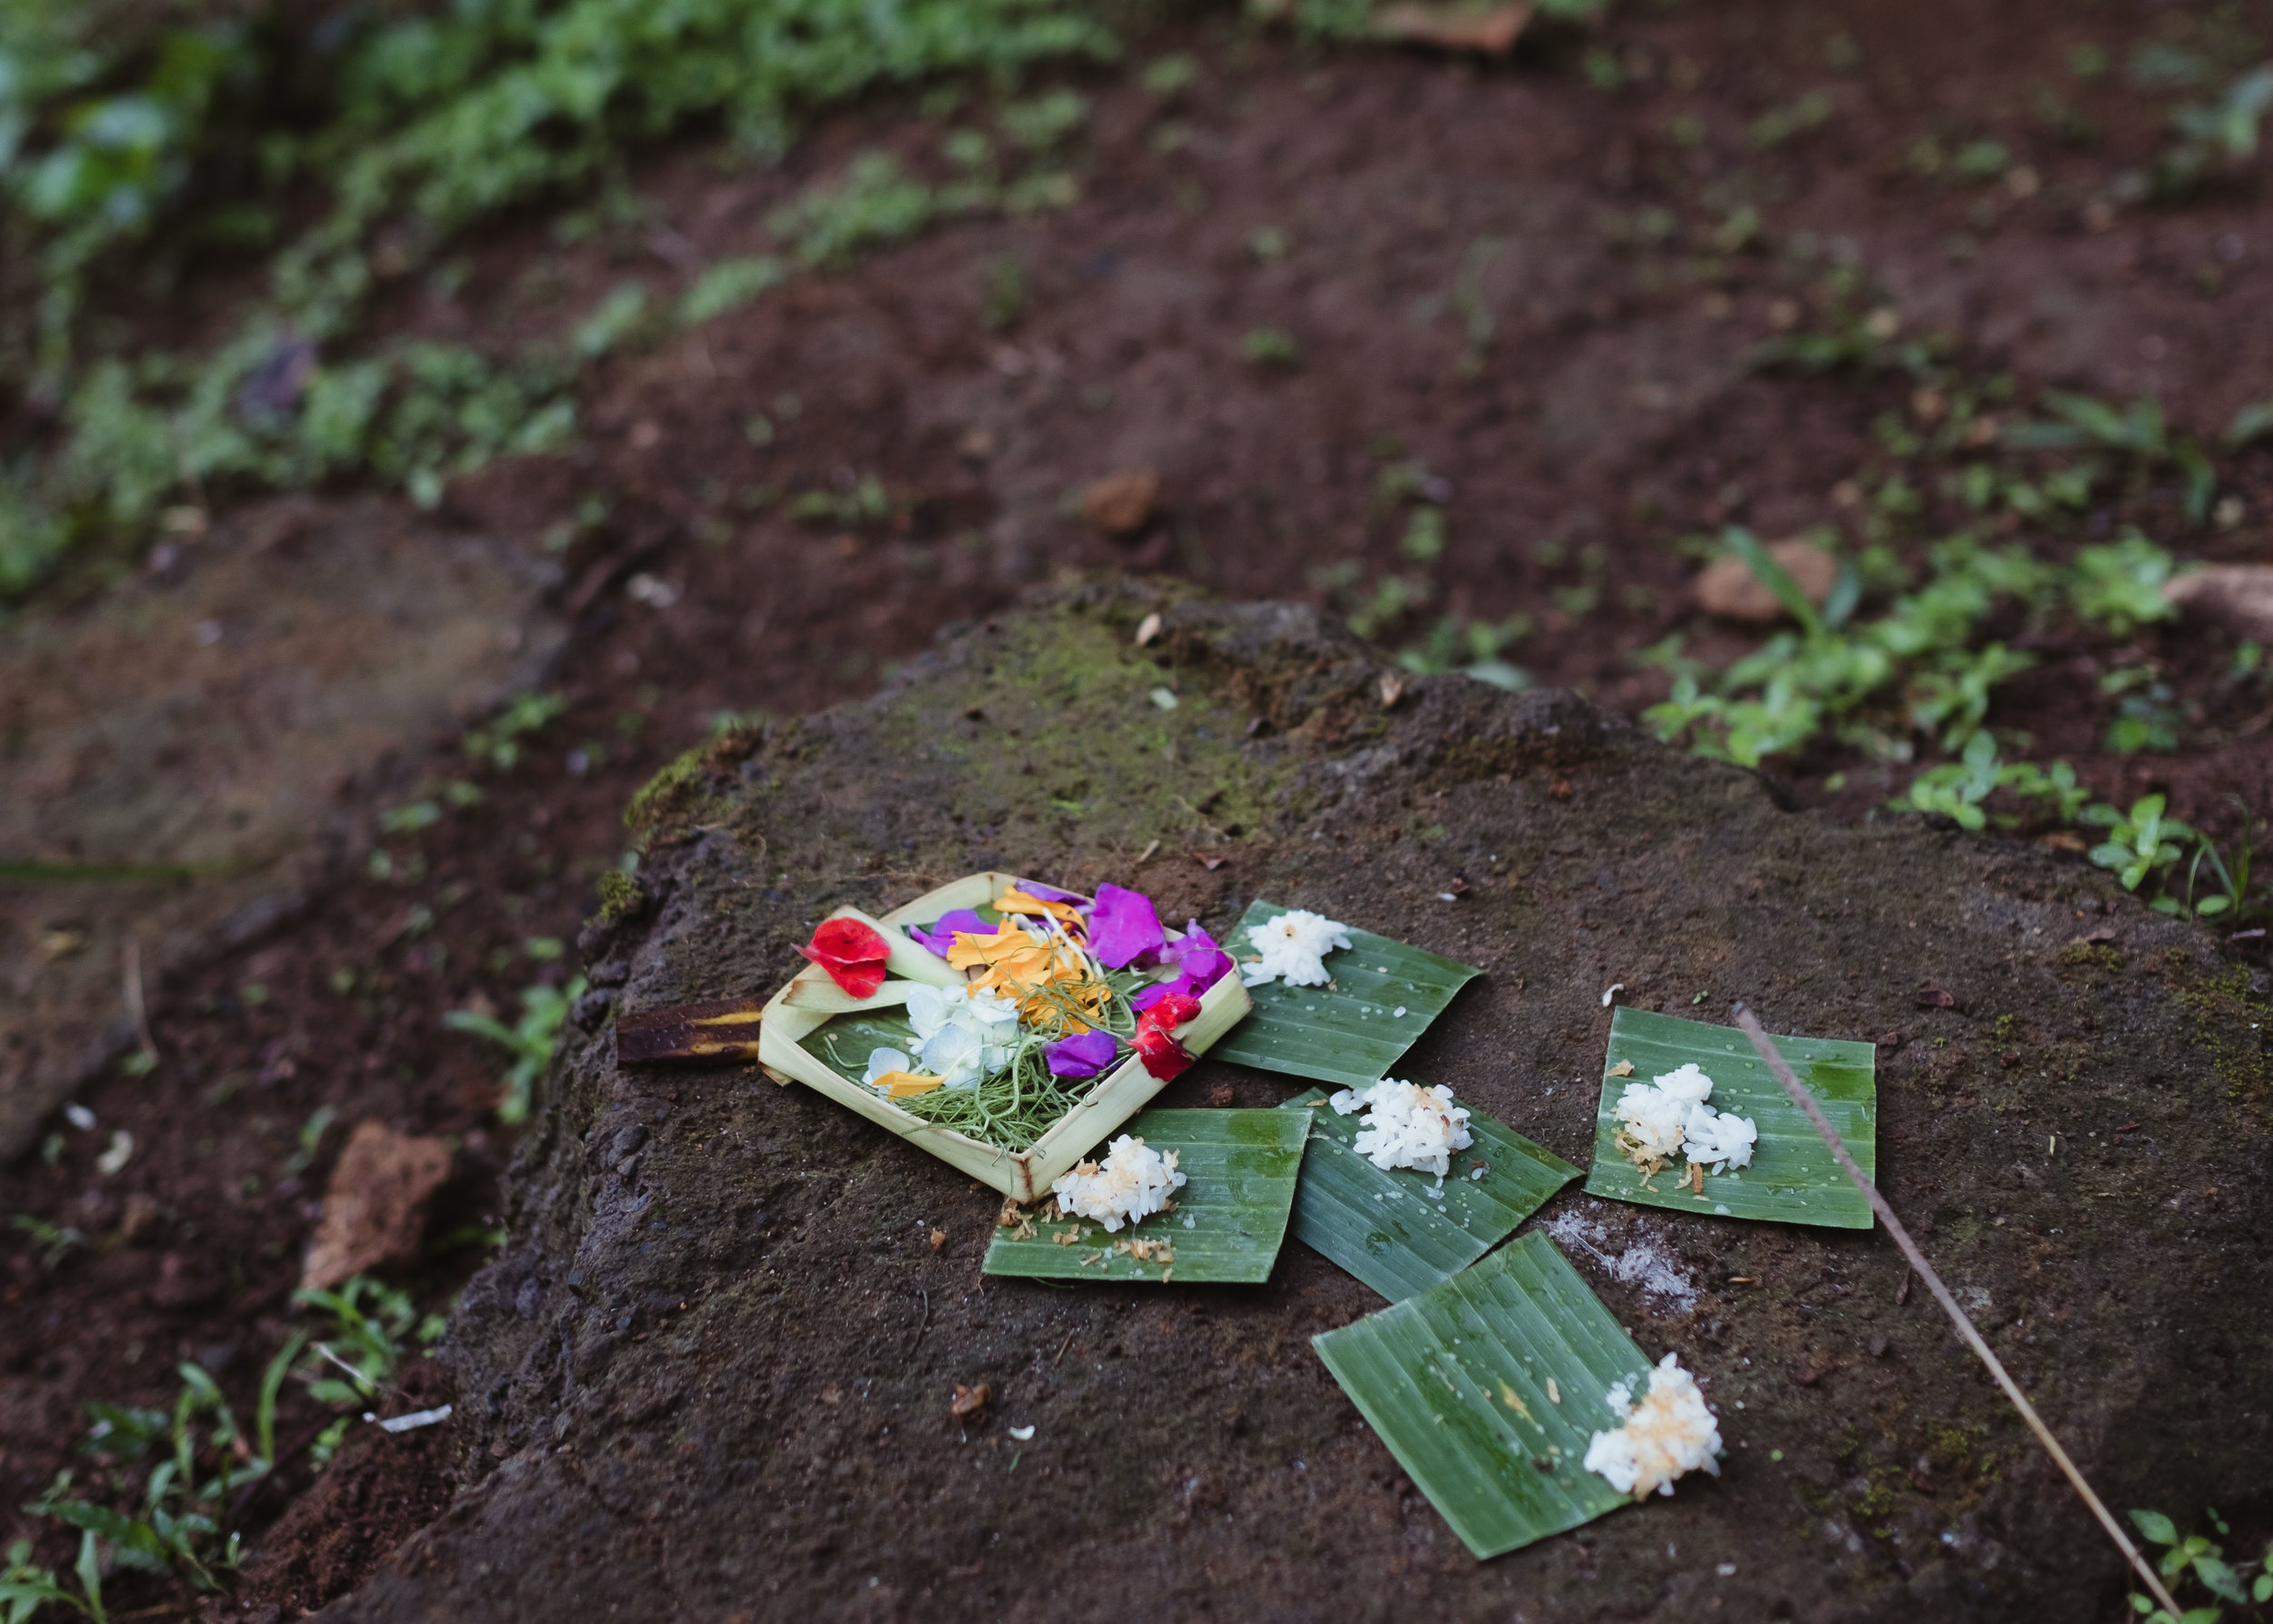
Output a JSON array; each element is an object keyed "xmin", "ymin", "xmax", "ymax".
[
  {"xmin": 1132, "ymin": 1026, "xmax": 1194, "ymax": 1080},
  {"xmin": 1136, "ymin": 992, "xmax": 1203, "ymax": 1035},
  {"xmin": 799, "ymin": 917, "xmax": 892, "ymax": 997}
]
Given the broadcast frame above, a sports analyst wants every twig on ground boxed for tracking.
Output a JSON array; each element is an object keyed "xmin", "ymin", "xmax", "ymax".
[
  {"xmin": 906, "ymin": 1288, "xmax": 931, "ymax": 1357},
  {"xmin": 1731, "ymin": 1004, "xmax": 2181, "ymax": 1619},
  {"xmin": 125, "ymin": 937, "xmax": 157, "ymax": 1062}
]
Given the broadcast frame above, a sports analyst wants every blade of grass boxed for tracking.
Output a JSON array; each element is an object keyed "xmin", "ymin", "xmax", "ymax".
[
  {"xmin": 1280, "ymin": 1088, "xmax": 1578, "ymax": 1300},
  {"xmin": 1724, "ymin": 526, "xmax": 1825, "ymax": 637},
  {"xmin": 1731, "ymin": 1004, "xmax": 2182, "ymax": 1618}
]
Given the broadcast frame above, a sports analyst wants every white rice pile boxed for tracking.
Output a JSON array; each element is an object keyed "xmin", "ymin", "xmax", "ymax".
[
  {"xmin": 1241, "ymin": 908, "xmax": 1352, "ymax": 987},
  {"xmin": 1610, "ymin": 1061, "xmax": 1757, "ymax": 1175},
  {"xmin": 1582, "ymin": 1352, "xmax": 1724, "ymax": 1499},
  {"xmin": 1330, "ymin": 1078, "xmax": 1473, "ymax": 1178},
  {"xmin": 1684, "ymin": 1108, "xmax": 1758, "ymax": 1173},
  {"xmin": 1052, "ymin": 1136, "xmax": 1185, "ymax": 1232}
]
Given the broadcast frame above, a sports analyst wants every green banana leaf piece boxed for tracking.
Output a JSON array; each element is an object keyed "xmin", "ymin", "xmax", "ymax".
[
  {"xmin": 1279, "ymin": 1087, "xmax": 1579, "ymax": 1301},
  {"xmin": 982, "ymin": 1108, "xmax": 1307, "ymax": 1284},
  {"xmin": 1206, "ymin": 898, "xmax": 1482, "ymax": 1088},
  {"xmin": 799, "ymin": 1009, "xmax": 920, "ymax": 1083},
  {"xmin": 1312, "ymin": 1231, "xmax": 1650, "ymax": 1559},
  {"xmin": 1584, "ymin": 1007, "xmax": 1877, "ymax": 1228}
]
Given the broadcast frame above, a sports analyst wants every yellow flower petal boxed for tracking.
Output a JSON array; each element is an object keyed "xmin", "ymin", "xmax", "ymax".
[
  {"xmin": 874, "ymin": 1070, "xmax": 946, "ymax": 1098},
  {"xmin": 996, "ymin": 888, "xmax": 1087, "ymax": 932},
  {"xmin": 946, "ymin": 919, "xmax": 1046, "ymax": 973}
]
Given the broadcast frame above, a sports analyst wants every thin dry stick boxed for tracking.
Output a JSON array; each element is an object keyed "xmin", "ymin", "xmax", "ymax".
[
  {"xmin": 124, "ymin": 937, "xmax": 157, "ymax": 1062},
  {"xmin": 1731, "ymin": 1004, "xmax": 2180, "ymax": 1619}
]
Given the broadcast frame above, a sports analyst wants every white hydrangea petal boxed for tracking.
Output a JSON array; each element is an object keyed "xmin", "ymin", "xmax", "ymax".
[
  {"xmin": 862, "ymin": 1048, "xmax": 914, "ymax": 1085},
  {"xmin": 961, "ymin": 988, "xmax": 1021, "ymax": 1026},
  {"xmin": 919, "ymin": 1023, "xmax": 982, "ymax": 1077},
  {"xmin": 904, "ymin": 984, "xmax": 950, "ymax": 1041}
]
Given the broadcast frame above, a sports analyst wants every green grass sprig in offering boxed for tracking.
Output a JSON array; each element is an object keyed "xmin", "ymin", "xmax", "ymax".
[{"xmin": 806, "ymin": 953, "xmax": 1144, "ymax": 1153}]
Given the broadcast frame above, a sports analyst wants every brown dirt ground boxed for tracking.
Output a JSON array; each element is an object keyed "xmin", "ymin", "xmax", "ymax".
[{"xmin": 7, "ymin": 0, "xmax": 2273, "ymax": 1615}]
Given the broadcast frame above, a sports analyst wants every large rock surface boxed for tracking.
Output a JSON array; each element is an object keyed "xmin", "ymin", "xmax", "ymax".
[
  {"xmin": 330, "ymin": 585, "xmax": 2272, "ymax": 1622},
  {"xmin": 0, "ymin": 496, "xmax": 564, "ymax": 1158}
]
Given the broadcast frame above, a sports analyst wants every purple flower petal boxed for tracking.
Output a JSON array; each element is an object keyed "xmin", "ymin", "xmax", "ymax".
[
  {"xmin": 1159, "ymin": 922, "xmax": 1214, "ymax": 964},
  {"xmin": 907, "ymin": 907, "xmax": 992, "ymax": 957},
  {"xmin": 1162, "ymin": 922, "xmax": 1232, "ymax": 994},
  {"xmin": 1016, "ymin": 880, "xmax": 1089, "ymax": 905},
  {"xmin": 1087, "ymin": 883, "xmax": 1166, "ymax": 969},
  {"xmin": 1132, "ymin": 959, "xmax": 1230, "ymax": 1010},
  {"xmin": 1046, "ymin": 1029, "xmax": 1119, "ymax": 1078}
]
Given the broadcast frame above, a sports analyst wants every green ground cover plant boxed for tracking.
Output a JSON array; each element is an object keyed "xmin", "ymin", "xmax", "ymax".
[
  {"xmin": 0, "ymin": 0, "xmax": 1119, "ymax": 593},
  {"xmin": 2126, "ymin": 1503, "xmax": 2273, "ymax": 1622},
  {"xmin": 0, "ymin": 1277, "xmax": 442, "ymax": 1619}
]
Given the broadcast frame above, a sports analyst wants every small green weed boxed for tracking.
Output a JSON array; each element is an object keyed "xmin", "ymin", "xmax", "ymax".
[
  {"xmin": 769, "ymin": 153, "xmax": 943, "ymax": 266},
  {"xmin": 676, "ymin": 256, "xmax": 786, "ymax": 327},
  {"xmin": 1746, "ymin": 280, "xmax": 1947, "ymax": 376},
  {"xmin": 378, "ymin": 780, "xmax": 482, "ymax": 836},
  {"xmin": 2071, "ymin": 533, "xmax": 2182, "ymax": 635},
  {"xmin": 788, "ymin": 476, "xmax": 891, "ymax": 527},
  {"xmin": 1, "ymin": 1529, "xmax": 103, "ymax": 1620},
  {"xmin": 2003, "ymin": 396, "xmax": 2214, "ymax": 521},
  {"xmin": 1647, "ymin": 527, "xmax": 2047, "ymax": 767},
  {"xmin": 25, "ymin": 1348, "xmax": 295, "ymax": 1597},
  {"xmin": 2100, "ymin": 665, "xmax": 2188, "ymax": 755},
  {"xmin": 1749, "ymin": 88, "xmax": 1834, "ymax": 147},
  {"xmin": 1, "ymin": 0, "xmax": 1117, "ymax": 594},
  {"xmin": 463, "ymin": 693, "xmax": 566, "ymax": 772},
  {"xmin": 294, "ymin": 1277, "xmax": 442, "ymax": 1405},
  {"xmin": 1241, "ymin": 327, "xmax": 1299, "ymax": 366},
  {"xmin": 282, "ymin": 1107, "xmax": 336, "ymax": 1178},
  {"xmin": 446, "ymin": 977, "xmax": 586, "ymax": 1125},
  {"xmin": 2127, "ymin": 1504, "xmax": 2273, "ymax": 1620},
  {"xmin": 2085, "ymin": 794, "xmax": 2194, "ymax": 896},
  {"xmin": 981, "ymin": 256, "xmax": 1026, "ymax": 330},
  {"xmin": 2153, "ymin": 64, "xmax": 2273, "ymax": 197},
  {"xmin": 9, "ymin": 1214, "xmax": 90, "ymax": 1269},
  {"xmin": 998, "ymin": 89, "xmax": 1087, "ymax": 152},
  {"xmin": 1897, "ymin": 732, "xmax": 2088, "ymax": 830},
  {"xmin": 1140, "ymin": 55, "xmax": 1196, "ymax": 98},
  {"xmin": 1396, "ymin": 615, "xmax": 1532, "ymax": 691},
  {"xmin": 1400, "ymin": 507, "xmax": 1447, "ymax": 563},
  {"xmin": 7, "ymin": 1274, "xmax": 444, "ymax": 1613}
]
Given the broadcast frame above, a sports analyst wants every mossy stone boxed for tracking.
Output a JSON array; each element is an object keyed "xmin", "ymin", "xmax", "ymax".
[{"xmin": 331, "ymin": 585, "xmax": 2273, "ymax": 1623}]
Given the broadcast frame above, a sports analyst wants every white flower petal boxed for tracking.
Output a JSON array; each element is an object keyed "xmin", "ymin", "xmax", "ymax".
[{"xmin": 862, "ymin": 1048, "xmax": 914, "ymax": 1086}]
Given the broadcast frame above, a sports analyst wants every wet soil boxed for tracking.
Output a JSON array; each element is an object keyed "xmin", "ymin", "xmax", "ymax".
[{"xmin": 7, "ymin": 0, "xmax": 2273, "ymax": 1617}]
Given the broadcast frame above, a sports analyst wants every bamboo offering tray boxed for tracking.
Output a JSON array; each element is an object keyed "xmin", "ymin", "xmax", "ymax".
[{"xmin": 756, "ymin": 873, "xmax": 1253, "ymax": 1201}]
